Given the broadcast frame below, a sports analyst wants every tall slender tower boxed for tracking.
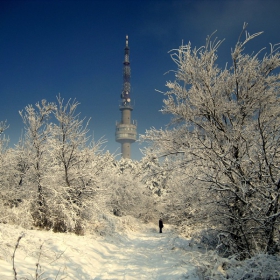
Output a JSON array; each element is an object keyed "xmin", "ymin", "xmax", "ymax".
[{"xmin": 115, "ymin": 35, "xmax": 137, "ymax": 159}]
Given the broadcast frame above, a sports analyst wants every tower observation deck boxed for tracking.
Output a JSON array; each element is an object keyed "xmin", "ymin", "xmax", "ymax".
[{"xmin": 115, "ymin": 35, "xmax": 137, "ymax": 159}]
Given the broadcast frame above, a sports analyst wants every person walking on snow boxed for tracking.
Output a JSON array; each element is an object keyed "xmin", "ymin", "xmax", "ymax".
[{"xmin": 159, "ymin": 218, "xmax": 163, "ymax": 233}]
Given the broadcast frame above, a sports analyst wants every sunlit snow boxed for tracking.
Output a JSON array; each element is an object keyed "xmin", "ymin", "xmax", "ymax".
[{"xmin": 0, "ymin": 223, "xmax": 200, "ymax": 279}]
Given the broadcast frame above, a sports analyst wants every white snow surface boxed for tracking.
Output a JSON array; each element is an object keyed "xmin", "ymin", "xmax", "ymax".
[{"xmin": 0, "ymin": 222, "xmax": 201, "ymax": 280}]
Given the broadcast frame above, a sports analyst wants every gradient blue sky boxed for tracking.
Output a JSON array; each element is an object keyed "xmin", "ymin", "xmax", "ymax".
[{"xmin": 1, "ymin": 0, "xmax": 280, "ymax": 160}]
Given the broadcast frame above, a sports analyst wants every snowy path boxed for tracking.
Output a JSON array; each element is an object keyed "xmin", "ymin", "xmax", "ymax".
[
  {"xmin": 0, "ymin": 224, "xmax": 201, "ymax": 279},
  {"xmin": 91, "ymin": 229, "xmax": 200, "ymax": 279}
]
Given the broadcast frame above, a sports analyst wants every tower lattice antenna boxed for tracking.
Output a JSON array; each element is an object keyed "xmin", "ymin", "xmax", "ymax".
[{"xmin": 121, "ymin": 35, "xmax": 131, "ymax": 105}]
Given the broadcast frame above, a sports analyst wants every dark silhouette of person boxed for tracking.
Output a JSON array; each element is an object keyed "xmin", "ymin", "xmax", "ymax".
[{"xmin": 159, "ymin": 219, "xmax": 163, "ymax": 233}]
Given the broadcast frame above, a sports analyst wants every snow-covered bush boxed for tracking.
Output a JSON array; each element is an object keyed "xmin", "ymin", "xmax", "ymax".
[
  {"xmin": 108, "ymin": 159, "xmax": 158, "ymax": 223},
  {"xmin": 0, "ymin": 97, "xmax": 119, "ymax": 235},
  {"xmin": 196, "ymin": 251, "xmax": 280, "ymax": 280}
]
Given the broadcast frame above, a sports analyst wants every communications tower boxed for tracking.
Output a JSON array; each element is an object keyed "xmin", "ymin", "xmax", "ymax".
[{"xmin": 115, "ymin": 35, "xmax": 137, "ymax": 159}]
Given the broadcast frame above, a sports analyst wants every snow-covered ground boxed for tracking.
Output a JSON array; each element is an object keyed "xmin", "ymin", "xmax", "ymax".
[
  {"xmin": 0, "ymin": 222, "xmax": 201, "ymax": 279},
  {"xmin": 1, "ymin": 221, "xmax": 280, "ymax": 280}
]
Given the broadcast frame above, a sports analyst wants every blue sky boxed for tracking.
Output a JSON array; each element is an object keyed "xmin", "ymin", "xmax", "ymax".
[{"xmin": 0, "ymin": 0, "xmax": 280, "ymax": 160}]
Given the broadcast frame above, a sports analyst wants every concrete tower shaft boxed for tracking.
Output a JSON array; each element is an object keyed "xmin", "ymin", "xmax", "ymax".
[{"xmin": 115, "ymin": 35, "xmax": 137, "ymax": 159}]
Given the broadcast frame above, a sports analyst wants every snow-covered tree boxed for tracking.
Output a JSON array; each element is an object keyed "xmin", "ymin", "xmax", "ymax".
[
  {"xmin": 43, "ymin": 96, "xmax": 110, "ymax": 233},
  {"xmin": 19, "ymin": 100, "xmax": 55, "ymax": 227},
  {"xmin": 141, "ymin": 24, "xmax": 280, "ymax": 258},
  {"xmin": 0, "ymin": 121, "xmax": 12, "ymax": 211},
  {"xmin": 49, "ymin": 95, "xmax": 91, "ymax": 187}
]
